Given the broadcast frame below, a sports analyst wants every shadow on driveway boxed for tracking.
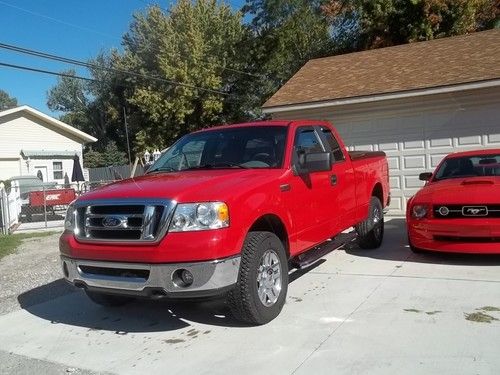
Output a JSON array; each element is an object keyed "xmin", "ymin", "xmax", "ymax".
[
  {"xmin": 17, "ymin": 281, "xmax": 255, "ymax": 333},
  {"xmin": 345, "ymin": 218, "xmax": 500, "ymax": 266}
]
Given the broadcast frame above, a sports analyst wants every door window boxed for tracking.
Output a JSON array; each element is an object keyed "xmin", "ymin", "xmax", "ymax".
[{"xmin": 320, "ymin": 127, "xmax": 345, "ymax": 162}]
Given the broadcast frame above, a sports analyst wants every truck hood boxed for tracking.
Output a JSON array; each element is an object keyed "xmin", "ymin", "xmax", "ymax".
[
  {"xmin": 414, "ymin": 177, "xmax": 500, "ymax": 204},
  {"xmin": 79, "ymin": 169, "xmax": 284, "ymax": 203}
]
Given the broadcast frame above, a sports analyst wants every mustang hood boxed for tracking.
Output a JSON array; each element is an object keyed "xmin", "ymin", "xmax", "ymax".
[
  {"xmin": 79, "ymin": 169, "xmax": 283, "ymax": 202},
  {"xmin": 415, "ymin": 177, "xmax": 500, "ymax": 204}
]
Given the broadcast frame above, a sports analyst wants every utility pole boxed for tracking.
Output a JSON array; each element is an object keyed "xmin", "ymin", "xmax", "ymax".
[{"xmin": 123, "ymin": 107, "xmax": 132, "ymax": 167}]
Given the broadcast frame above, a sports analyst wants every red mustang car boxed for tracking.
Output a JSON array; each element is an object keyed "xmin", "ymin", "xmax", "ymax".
[{"xmin": 407, "ymin": 149, "xmax": 500, "ymax": 254}]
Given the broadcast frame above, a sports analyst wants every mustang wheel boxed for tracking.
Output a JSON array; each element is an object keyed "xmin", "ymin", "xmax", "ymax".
[{"xmin": 228, "ymin": 231, "xmax": 288, "ymax": 325}]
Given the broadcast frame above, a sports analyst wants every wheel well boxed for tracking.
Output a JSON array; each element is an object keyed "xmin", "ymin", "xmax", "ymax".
[
  {"xmin": 372, "ymin": 183, "xmax": 383, "ymax": 203},
  {"xmin": 249, "ymin": 215, "xmax": 290, "ymax": 258}
]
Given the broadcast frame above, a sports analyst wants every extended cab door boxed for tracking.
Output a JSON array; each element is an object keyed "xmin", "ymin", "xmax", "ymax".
[
  {"xmin": 286, "ymin": 126, "xmax": 337, "ymax": 252},
  {"xmin": 317, "ymin": 125, "xmax": 357, "ymax": 231}
]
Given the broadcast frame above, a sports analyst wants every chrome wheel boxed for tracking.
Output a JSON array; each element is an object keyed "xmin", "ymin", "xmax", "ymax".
[
  {"xmin": 256, "ymin": 249, "xmax": 282, "ymax": 307},
  {"xmin": 373, "ymin": 205, "xmax": 383, "ymax": 240}
]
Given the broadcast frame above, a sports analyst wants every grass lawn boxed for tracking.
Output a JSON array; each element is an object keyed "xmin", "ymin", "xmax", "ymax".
[{"xmin": 0, "ymin": 232, "xmax": 58, "ymax": 260}]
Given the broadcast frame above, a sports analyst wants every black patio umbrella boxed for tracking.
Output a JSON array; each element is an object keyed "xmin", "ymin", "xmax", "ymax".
[{"xmin": 71, "ymin": 154, "xmax": 85, "ymax": 182}]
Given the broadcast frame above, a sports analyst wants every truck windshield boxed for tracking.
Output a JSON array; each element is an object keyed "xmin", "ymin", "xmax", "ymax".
[
  {"xmin": 149, "ymin": 126, "xmax": 288, "ymax": 173},
  {"xmin": 434, "ymin": 154, "xmax": 500, "ymax": 180}
]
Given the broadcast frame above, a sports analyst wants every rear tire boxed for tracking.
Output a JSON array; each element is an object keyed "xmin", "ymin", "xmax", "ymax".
[
  {"xmin": 228, "ymin": 231, "xmax": 288, "ymax": 325},
  {"xmin": 85, "ymin": 290, "xmax": 133, "ymax": 307},
  {"xmin": 356, "ymin": 196, "xmax": 384, "ymax": 249}
]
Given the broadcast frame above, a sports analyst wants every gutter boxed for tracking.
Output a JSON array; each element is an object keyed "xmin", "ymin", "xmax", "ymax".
[{"xmin": 262, "ymin": 79, "xmax": 500, "ymax": 114}]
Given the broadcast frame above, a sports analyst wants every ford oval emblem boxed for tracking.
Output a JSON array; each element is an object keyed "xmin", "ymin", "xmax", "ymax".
[{"xmin": 102, "ymin": 216, "xmax": 122, "ymax": 228}]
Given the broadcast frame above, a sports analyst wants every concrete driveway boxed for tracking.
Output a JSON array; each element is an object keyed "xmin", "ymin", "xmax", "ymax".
[{"xmin": 0, "ymin": 218, "xmax": 499, "ymax": 375}]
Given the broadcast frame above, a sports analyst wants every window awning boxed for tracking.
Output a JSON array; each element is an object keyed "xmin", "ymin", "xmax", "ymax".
[{"xmin": 21, "ymin": 150, "xmax": 78, "ymax": 158}]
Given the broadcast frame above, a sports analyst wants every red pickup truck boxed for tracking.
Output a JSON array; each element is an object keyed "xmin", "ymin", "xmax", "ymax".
[{"xmin": 60, "ymin": 120, "xmax": 389, "ymax": 324}]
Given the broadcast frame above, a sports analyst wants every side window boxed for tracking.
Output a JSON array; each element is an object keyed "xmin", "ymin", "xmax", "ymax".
[
  {"xmin": 321, "ymin": 128, "xmax": 345, "ymax": 162},
  {"xmin": 294, "ymin": 128, "xmax": 323, "ymax": 153}
]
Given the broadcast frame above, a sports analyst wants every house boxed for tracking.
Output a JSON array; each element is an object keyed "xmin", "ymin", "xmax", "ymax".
[
  {"xmin": 262, "ymin": 29, "xmax": 500, "ymax": 215},
  {"xmin": 0, "ymin": 105, "xmax": 97, "ymax": 183}
]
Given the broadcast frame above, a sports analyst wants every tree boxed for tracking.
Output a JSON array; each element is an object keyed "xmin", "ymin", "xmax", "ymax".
[
  {"xmin": 0, "ymin": 89, "xmax": 18, "ymax": 110},
  {"xmin": 241, "ymin": 0, "xmax": 333, "ymax": 106},
  {"xmin": 103, "ymin": 141, "xmax": 128, "ymax": 166},
  {"xmin": 83, "ymin": 142, "xmax": 127, "ymax": 168},
  {"xmin": 321, "ymin": 0, "xmax": 500, "ymax": 50},
  {"xmin": 118, "ymin": 1, "xmax": 245, "ymax": 151}
]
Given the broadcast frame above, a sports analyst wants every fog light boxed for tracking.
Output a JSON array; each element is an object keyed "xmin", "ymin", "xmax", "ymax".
[
  {"xmin": 181, "ymin": 270, "xmax": 194, "ymax": 286},
  {"xmin": 172, "ymin": 269, "xmax": 194, "ymax": 288}
]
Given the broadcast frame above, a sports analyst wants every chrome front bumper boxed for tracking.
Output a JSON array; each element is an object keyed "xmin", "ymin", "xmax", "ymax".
[{"xmin": 60, "ymin": 255, "xmax": 241, "ymax": 298}]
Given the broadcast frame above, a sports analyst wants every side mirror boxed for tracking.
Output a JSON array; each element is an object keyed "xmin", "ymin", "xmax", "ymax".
[
  {"xmin": 297, "ymin": 151, "xmax": 332, "ymax": 174},
  {"xmin": 419, "ymin": 172, "xmax": 432, "ymax": 181}
]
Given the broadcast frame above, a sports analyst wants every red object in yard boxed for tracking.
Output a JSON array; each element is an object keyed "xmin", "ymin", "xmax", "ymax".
[
  {"xmin": 29, "ymin": 188, "xmax": 76, "ymax": 207},
  {"xmin": 59, "ymin": 120, "xmax": 390, "ymax": 324}
]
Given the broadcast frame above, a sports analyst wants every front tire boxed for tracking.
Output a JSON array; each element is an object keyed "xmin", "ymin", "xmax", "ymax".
[
  {"xmin": 356, "ymin": 196, "xmax": 384, "ymax": 249},
  {"xmin": 85, "ymin": 290, "xmax": 133, "ymax": 307},
  {"xmin": 228, "ymin": 231, "xmax": 288, "ymax": 325}
]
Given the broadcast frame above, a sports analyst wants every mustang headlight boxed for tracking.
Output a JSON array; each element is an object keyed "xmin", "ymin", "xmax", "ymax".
[
  {"xmin": 411, "ymin": 204, "xmax": 428, "ymax": 219},
  {"xmin": 64, "ymin": 203, "xmax": 78, "ymax": 233},
  {"xmin": 169, "ymin": 202, "xmax": 229, "ymax": 232}
]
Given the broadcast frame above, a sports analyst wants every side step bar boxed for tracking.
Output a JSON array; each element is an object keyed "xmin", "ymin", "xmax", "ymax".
[{"xmin": 291, "ymin": 232, "xmax": 357, "ymax": 269}]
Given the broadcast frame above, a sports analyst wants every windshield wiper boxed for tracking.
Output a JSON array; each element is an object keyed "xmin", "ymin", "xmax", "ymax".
[
  {"xmin": 184, "ymin": 162, "xmax": 248, "ymax": 170},
  {"xmin": 147, "ymin": 166, "xmax": 176, "ymax": 174}
]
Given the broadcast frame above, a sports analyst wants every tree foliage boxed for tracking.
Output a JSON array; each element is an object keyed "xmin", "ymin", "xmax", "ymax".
[
  {"xmin": 321, "ymin": 0, "xmax": 500, "ymax": 50},
  {"xmin": 0, "ymin": 89, "xmax": 18, "ymax": 110}
]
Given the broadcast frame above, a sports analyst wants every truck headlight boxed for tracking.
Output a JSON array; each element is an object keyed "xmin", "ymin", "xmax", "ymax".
[
  {"xmin": 64, "ymin": 204, "xmax": 78, "ymax": 233},
  {"xmin": 169, "ymin": 202, "xmax": 229, "ymax": 232}
]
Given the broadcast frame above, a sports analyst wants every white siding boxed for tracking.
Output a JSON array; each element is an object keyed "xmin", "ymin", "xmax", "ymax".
[
  {"xmin": 269, "ymin": 87, "xmax": 500, "ymax": 215},
  {"xmin": 0, "ymin": 112, "xmax": 84, "ymax": 181}
]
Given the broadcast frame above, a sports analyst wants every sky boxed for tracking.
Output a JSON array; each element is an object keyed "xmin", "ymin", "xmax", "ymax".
[{"xmin": 0, "ymin": 0, "xmax": 246, "ymax": 115}]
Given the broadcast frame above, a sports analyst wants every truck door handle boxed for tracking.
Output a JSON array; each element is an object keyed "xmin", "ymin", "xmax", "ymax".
[{"xmin": 330, "ymin": 174, "xmax": 338, "ymax": 186}]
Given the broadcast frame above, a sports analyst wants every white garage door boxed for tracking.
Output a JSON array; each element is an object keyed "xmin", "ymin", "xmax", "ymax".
[
  {"xmin": 334, "ymin": 101, "xmax": 500, "ymax": 215},
  {"xmin": 0, "ymin": 159, "xmax": 21, "ymax": 181}
]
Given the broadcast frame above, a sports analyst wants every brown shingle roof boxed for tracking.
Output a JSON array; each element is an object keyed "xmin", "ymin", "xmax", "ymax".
[{"xmin": 263, "ymin": 29, "xmax": 500, "ymax": 109}]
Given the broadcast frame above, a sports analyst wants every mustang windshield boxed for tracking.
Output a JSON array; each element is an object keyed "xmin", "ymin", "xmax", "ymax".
[
  {"xmin": 149, "ymin": 126, "xmax": 288, "ymax": 173},
  {"xmin": 434, "ymin": 154, "xmax": 500, "ymax": 180}
]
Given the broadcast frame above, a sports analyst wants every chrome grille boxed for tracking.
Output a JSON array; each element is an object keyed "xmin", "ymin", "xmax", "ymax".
[
  {"xmin": 74, "ymin": 199, "xmax": 175, "ymax": 242},
  {"xmin": 433, "ymin": 204, "xmax": 500, "ymax": 219}
]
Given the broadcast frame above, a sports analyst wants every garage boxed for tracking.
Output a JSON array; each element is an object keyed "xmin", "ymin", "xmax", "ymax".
[{"xmin": 262, "ymin": 29, "xmax": 500, "ymax": 215}]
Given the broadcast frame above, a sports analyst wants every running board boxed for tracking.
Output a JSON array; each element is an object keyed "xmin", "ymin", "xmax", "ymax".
[{"xmin": 291, "ymin": 232, "xmax": 357, "ymax": 269}]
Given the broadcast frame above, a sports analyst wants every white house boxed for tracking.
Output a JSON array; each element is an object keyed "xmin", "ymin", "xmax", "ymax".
[
  {"xmin": 0, "ymin": 105, "xmax": 97, "ymax": 182},
  {"xmin": 262, "ymin": 29, "xmax": 500, "ymax": 215}
]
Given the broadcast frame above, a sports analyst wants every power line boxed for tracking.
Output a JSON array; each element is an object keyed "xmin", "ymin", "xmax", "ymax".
[
  {"xmin": 0, "ymin": 42, "xmax": 229, "ymax": 95},
  {"xmin": 0, "ymin": 61, "xmax": 95, "ymax": 81},
  {"xmin": 0, "ymin": 0, "xmax": 111, "ymax": 39},
  {"xmin": 0, "ymin": 0, "xmax": 262, "ymax": 79}
]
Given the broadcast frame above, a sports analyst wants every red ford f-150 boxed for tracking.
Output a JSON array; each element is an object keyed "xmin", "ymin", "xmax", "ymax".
[{"xmin": 60, "ymin": 120, "xmax": 389, "ymax": 324}]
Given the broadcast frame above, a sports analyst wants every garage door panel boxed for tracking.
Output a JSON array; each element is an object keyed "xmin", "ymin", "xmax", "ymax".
[
  {"xmin": 387, "ymin": 156, "xmax": 400, "ymax": 171},
  {"xmin": 486, "ymin": 133, "xmax": 500, "ymax": 145},
  {"xmin": 403, "ymin": 155, "xmax": 426, "ymax": 169},
  {"xmin": 378, "ymin": 141, "xmax": 399, "ymax": 151},
  {"xmin": 404, "ymin": 176, "xmax": 425, "ymax": 189},
  {"xmin": 403, "ymin": 140, "xmax": 425, "ymax": 150},
  {"xmin": 429, "ymin": 138, "xmax": 453, "ymax": 148},
  {"xmin": 388, "ymin": 196, "xmax": 404, "ymax": 212},
  {"xmin": 430, "ymin": 154, "xmax": 448, "ymax": 168},
  {"xmin": 457, "ymin": 135, "xmax": 482, "ymax": 146},
  {"xmin": 389, "ymin": 176, "xmax": 401, "ymax": 189}
]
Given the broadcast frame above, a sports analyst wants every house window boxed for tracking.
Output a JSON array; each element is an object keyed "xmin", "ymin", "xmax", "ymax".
[{"xmin": 53, "ymin": 162, "xmax": 63, "ymax": 180}]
